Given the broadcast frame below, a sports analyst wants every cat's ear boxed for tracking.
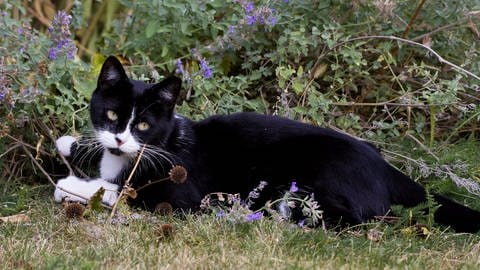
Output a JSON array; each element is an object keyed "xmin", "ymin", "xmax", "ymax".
[
  {"xmin": 149, "ymin": 76, "xmax": 182, "ymax": 109},
  {"xmin": 97, "ymin": 56, "xmax": 128, "ymax": 88}
]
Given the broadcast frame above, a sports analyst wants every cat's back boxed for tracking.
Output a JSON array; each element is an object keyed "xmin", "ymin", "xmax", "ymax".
[
  {"xmin": 193, "ymin": 112, "xmax": 379, "ymax": 159},
  {"xmin": 195, "ymin": 112, "xmax": 359, "ymax": 144}
]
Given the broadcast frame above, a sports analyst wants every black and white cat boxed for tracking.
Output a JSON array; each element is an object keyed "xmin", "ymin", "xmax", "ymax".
[{"xmin": 54, "ymin": 56, "xmax": 480, "ymax": 232}]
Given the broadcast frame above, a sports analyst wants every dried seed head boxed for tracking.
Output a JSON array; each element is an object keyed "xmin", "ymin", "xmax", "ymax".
[
  {"xmin": 155, "ymin": 223, "xmax": 175, "ymax": 239},
  {"xmin": 154, "ymin": 202, "xmax": 173, "ymax": 216},
  {"xmin": 169, "ymin": 165, "xmax": 187, "ymax": 184},
  {"xmin": 125, "ymin": 187, "xmax": 137, "ymax": 199},
  {"xmin": 64, "ymin": 202, "xmax": 84, "ymax": 219},
  {"xmin": 366, "ymin": 228, "xmax": 383, "ymax": 242}
]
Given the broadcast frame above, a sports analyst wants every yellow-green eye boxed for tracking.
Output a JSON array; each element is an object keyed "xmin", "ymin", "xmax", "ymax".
[
  {"xmin": 106, "ymin": 110, "xmax": 118, "ymax": 121},
  {"xmin": 137, "ymin": 122, "xmax": 150, "ymax": 131}
]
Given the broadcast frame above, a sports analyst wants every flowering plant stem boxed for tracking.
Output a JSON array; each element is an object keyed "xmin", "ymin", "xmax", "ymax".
[
  {"xmin": 108, "ymin": 145, "xmax": 146, "ymax": 221},
  {"xmin": 135, "ymin": 177, "xmax": 170, "ymax": 192},
  {"xmin": 257, "ymin": 195, "xmax": 325, "ymax": 229}
]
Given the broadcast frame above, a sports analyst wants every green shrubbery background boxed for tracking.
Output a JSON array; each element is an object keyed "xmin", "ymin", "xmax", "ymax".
[{"xmin": 0, "ymin": 0, "xmax": 479, "ymax": 200}]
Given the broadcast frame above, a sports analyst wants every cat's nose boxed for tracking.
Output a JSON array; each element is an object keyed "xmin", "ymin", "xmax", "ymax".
[{"xmin": 115, "ymin": 137, "xmax": 124, "ymax": 146}]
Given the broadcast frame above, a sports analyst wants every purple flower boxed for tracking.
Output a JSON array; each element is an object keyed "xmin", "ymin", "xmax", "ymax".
[
  {"xmin": 175, "ymin": 59, "xmax": 185, "ymax": 75},
  {"xmin": 228, "ymin": 25, "xmax": 236, "ymax": 34},
  {"xmin": 298, "ymin": 219, "xmax": 305, "ymax": 228},
  {"xmin": 200, "ymin": 58, "xmax": 212, "ymax": 79},
  {"xmin": 67, "ymin": 49, "xmax": 75, "ymax": 60},
  {"xmin": 216, "ymin": 210, "xmax": 225, "ymax": 218},
  {"xmin": 246, "ymin": 15, "xmax": 257, "ymax": 25},
  {"xmin": 48, "ymin": 48, "xmax": 57, "ymax": 60},
  {"xmin": 246, "ymin": 212, "xmax": 263, "ymax": 222},
  {"xmin": 47, "ymin": 10, "xmax": 77, "ymax": 60},
  {"xmin": 244, "ymin": 2, "xmax": 254, "ymax": 14},
  {"xmin": 269, "ymin": 16, "xmax": 277, "ymax": 26},
  {"xmin": 290, "ymin": 181, "xmax": 298, "ymax": 193}
]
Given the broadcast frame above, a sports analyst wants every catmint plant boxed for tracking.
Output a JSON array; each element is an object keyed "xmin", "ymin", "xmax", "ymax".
[
  {"xmin": 201, "ymin": 180, "xmax": 324, "ymax": 228},
  {"xmin": 199, "ymin": 58, "xmax": 213, "ymax": 79},
  {"xmin": 47, "ymin": 11, "xmax": 77, "ymax": 60}
]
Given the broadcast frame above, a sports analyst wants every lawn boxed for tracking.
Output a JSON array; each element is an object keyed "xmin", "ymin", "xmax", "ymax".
[{"xmin": 2, "ymin": 178, "xmax": 480, "ymax": 269}]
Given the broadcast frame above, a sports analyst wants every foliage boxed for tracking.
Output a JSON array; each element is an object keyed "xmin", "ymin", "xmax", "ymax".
[
  {"xmin": 0, "ymin": 4, "xmax": 95, "ymax": 184},
  {"xmin": 92, "ymin": 0, "xmax": 480, "ymax": 138},
  {"xmin": 0, "ymin": 4, "xmax": 93, "ymax": 129},
  {"xmin": 0, "ymin": 0, "xmax": 480, "ymax": 231}
]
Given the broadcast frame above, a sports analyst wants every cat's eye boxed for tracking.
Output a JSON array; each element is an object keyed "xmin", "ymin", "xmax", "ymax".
[
  {"xmin": 106, "ymin": 110, "xmax": 118, "ymax": 121},
  {"xmin": 137, "ymin": 122, "xmax": 150, "ymax": 131}
]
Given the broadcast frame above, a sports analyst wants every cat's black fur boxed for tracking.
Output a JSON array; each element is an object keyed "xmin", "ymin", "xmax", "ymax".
[{"xmin": 73, "ymin": 56, "xmax": 480, "ymax": 232}]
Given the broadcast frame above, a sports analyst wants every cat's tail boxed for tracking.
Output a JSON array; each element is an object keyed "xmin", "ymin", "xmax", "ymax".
[
  {"xmin": 431, "ymin": 194, "xmax": 480, "ymax": 233},
  {"xmin": 390, "ymin": 169, "xmax": 480, "ymax": 233}
]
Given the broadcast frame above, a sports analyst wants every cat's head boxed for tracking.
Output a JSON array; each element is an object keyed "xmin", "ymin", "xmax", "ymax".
[{"xmin": 90, "ymin": 56, "xmax": 181, "ymax": 156}]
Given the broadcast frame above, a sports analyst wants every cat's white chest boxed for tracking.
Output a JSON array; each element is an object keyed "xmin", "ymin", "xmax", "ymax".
[{"xmin": 100, "ymin": 150, "xmax": 129, "ymax": 181}]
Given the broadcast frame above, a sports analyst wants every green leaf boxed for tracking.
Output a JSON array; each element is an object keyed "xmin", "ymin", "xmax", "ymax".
[
  {"xmin": 87, "ymin": 187, "xmax": 105, "ymax": 212},
  {"xmin": 161, "ymin": 45, "xmax": 169, "ymax": 58},
  {"xmin": 145, "ymin": 21, "xmax": 159, "ymax": 38},
  {"xmin": 180, "ymin": 22, "xmax": 189, "ymax": 35},
  {"xmin": 292, "ymin": 79, "xmax": 304, "ymax": 95},
  {"xmin": 91, "ymin": 53, "xmax": 106, "ymax": 77}
]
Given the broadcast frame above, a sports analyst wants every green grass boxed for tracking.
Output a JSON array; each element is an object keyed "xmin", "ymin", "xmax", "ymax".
[
  {"xmin": 2, "ymin": 139, "xmax": 480, "ymax": 269},
  {"xmin": 1, "ymin": 188, "xmax": 480, "ymax": 270}
]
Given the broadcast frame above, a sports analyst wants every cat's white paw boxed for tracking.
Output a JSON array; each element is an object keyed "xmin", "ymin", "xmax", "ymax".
[
  {"xmin": 54, "ymin": 176, "xmax": 119, "ymax": 206},
  {"xmin": 54, "ymin": 176, "xmax": 88, "ymax": 204},
  {"xmin": 56, "ymin": 135, "xmax": 77, "ymax": 157}
]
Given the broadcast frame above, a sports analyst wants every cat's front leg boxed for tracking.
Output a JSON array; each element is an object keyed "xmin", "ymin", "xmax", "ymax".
[
  {"xmin": 56, "ymin": 135, "xmax": 78, "ymax": 157},
  {"xmin": 54, "ymin": 176, "xmax": 119, "ymax": 206},
  {"xmin": 56, "ymin": 135, "xmax": 105, "ymax": 174}
]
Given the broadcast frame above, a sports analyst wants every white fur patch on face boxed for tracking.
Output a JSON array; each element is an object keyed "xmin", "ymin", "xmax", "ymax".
[
  {"xmin": 54, "ymin": 175, "xmax": 119, "ymax": 206},
  {"xmin": 100, "ymin": 150, "xmax": 129, "ymax": 181},
  {"xmin": 96, "ymin": 110, "xmax": 142, "ymax": 181},
  {"xmin": 97, "ymin": 110, "xmax": 141, "ymax": 155},
  {"xmin": 56, "ymin": 135, "xmax": 77, "ymax": 157}
]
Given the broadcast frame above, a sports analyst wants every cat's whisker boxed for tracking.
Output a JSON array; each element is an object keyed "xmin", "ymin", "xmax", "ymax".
[
  {"xmin": 70, "ymin": 136, "xmax": 102, "ymax": 167},
  {"xmin": 75, "ymin": 143, "xmax": 104, "ymax": 169},
  {"xmin": 139, "ymin": 152, "xmax": 162, "ymax": 175},
  {"xmin": 141, "ymin": 148, "xmax": 168, "ymax": 172},
  {"xmin": 136, "ymin": 148, "xmax": 157, "ymax": 172},
  {"xmin": 145, "ymin": 147, "xmax": 176, "ymax": 167},
  {"xmin": 145, "ymin": 144, "xmax": 177, "ymax": 160}
]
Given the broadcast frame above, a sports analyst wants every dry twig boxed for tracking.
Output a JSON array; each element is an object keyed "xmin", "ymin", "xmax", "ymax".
[{"xmin": 108, "ymin": 145, "xmax": 146, "ymax": 220}]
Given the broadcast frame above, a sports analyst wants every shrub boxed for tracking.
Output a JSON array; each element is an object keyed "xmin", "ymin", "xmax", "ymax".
[
  {"xmin": 0, "ymin": 6, "xmax": 93, "ymax": 182},
  {"xmin": 0, "ymin": 1, "xmax": 479, "ymax": 198},
  {"xmin": 98, "ymin": 0, "xmax": 480, "ymax": 143}
]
